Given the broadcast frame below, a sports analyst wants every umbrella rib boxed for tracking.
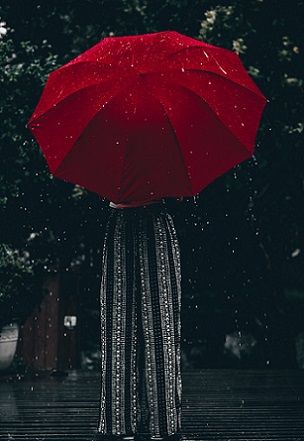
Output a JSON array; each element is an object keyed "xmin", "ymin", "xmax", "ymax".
[
  {"xmin": 156, "ymin": 45, "xmax": 266, "ymax": 99},
  {"xmin": 146, "ymin": 66, "xmax": 264, "ymax": 100},
  {"xmin": 59, "ymin": 60, "xmax": 113, "ymax": 70},
  {"xmin": 177, "ymin": 83, "xmax": 254, "ymax": 156},
  {"xmin": 180, "ymin": 69, "xmax": 266, "ymax": 100},
  {"xmin": 51, "ymin": 81, "xmax": 138, "ymax": 176},
  {"xmin": 151, "ymin": 96, "xmax": 194, "ymax": 195},
  {"xmin": 30, "ymin": 76, "xmax": 136, "ymax": 124},
  {"xmin": 59, "ymin": 60, "xmax": 136, "ymax": 77}
]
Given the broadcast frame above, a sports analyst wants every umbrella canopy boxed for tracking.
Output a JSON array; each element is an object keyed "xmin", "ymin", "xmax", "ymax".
[{"xmin": 28, "ymin": 31, "xmax": 267, "ymax": 204}]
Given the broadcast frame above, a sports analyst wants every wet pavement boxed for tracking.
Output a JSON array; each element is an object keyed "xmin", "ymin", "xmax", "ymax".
[{"xmin": 0, "ymin": 369, "xmax": 304, "ymax": 441}]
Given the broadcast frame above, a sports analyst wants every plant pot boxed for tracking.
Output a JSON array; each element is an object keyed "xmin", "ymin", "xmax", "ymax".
[{"xmin": 0, "ymin": 323, "xmax": 19, "ymax": 371}]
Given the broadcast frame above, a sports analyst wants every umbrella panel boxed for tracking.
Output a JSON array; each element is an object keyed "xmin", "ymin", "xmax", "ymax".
[
  {"xmin": 54, "ymin": 78, "xmax": 252, "ymax": 203},
  {"xmin": 55, "ymin": 81, "xmax": 192, "ymax": 203},
  {"xmin": 29, "ymin": 79, "xmax": 134, "ymax": 174}
]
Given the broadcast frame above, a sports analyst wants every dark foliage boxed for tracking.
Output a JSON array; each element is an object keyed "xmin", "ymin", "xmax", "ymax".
[{"xmin": 0, "ymin": 0, "xmax": 303, "ymax": 366}]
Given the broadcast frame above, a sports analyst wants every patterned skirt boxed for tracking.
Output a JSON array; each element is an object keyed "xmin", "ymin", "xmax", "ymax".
[{"xmin": 98, "ymin": 204, "xmax": 182, "ymax": 437}]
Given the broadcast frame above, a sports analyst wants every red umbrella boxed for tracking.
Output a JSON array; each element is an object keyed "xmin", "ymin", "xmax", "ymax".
[{"xmin": 28, "ymin": 31, "xmax": 267, "ymax": 204}]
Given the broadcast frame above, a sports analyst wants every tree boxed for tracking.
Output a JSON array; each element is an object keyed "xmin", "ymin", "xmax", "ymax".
[{"xmin": 1, "ymin": 0, "xmax": 303, "ymax": 366}]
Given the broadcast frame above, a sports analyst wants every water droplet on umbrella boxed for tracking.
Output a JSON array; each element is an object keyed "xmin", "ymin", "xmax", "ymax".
[
  {"xmin": 291, "ymin": 248, "xmax": 301, "ymax": 258},
  {"xmin": 218, "ymin": 64, "xmax": 227, "ymax": 74}
]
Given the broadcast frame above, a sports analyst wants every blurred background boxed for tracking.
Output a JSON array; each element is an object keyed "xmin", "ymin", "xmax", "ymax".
[{"xmin": 0, "ymin": 0, "xmax": 303, "ymax": 374}]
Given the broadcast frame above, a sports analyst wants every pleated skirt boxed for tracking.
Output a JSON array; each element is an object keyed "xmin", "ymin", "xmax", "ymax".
[{"xmin": 98, "ymin": 204, "xmax": 182, "ymax": 437}]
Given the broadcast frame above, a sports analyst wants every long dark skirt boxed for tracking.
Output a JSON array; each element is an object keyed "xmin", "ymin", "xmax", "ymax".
[{"xmin": 98, "ymin": 204, "xmax": 182, "ymax": 437}]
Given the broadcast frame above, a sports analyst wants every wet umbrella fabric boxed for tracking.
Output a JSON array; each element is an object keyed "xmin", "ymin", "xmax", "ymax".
[{"xmin": 28, "ymin": 31, "xmax": 267, "ymax": 204}]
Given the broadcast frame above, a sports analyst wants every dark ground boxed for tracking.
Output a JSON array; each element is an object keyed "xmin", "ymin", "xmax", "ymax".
[{"xmin": 0, "ymin": 369, "xmax": 304, "ymax": 441}]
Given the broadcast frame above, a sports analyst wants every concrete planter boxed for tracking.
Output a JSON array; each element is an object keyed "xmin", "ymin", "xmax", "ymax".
[{"xmin": 0, "ymin": 323, "xmax": 19, "ymax": 371}]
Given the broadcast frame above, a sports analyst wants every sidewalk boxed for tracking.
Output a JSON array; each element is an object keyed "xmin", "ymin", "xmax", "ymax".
[{"xmin": 1, "ymin": 369, "xmax": 304, "ymax": 441}]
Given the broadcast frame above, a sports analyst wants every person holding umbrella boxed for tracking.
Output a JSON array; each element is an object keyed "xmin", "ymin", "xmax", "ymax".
[
  {"xmin": 97, "ymin": 197, "xmax": 183, "ymax": 441},
  {"xmin": 28, "ymin": 31, "xmax": 266, "ymax": 441}
]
